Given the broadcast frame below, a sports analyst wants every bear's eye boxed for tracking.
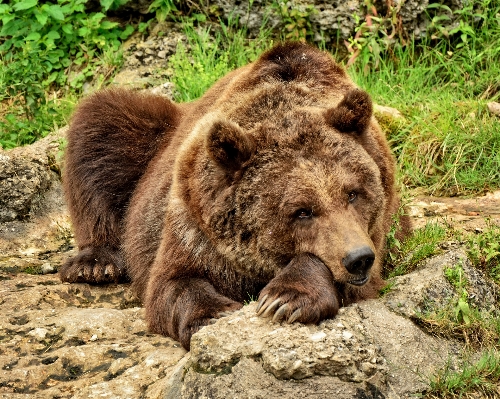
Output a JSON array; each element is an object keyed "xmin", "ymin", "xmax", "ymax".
[
  {"xmin": 294, "ymin": 208, "xmax": 313, "ymax": 219},
  {"xmin": 347, "ymin": 191, "xmax": 358, "ymax": 203}
]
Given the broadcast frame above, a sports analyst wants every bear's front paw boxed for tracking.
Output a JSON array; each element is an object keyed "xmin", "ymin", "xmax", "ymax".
[{"xmin": 256, "ymin": 253, "xmax": 339, "ymax": 324}]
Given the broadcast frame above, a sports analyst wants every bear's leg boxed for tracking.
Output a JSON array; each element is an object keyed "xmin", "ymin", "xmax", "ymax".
[
  {"xmin": 145, "ymin": 277, "xmax": 243, "ymax": 350},
  {"xmin": 256, "ymin": 253, "xmax": 340, "ymax": 323},
  {"xmin": 59, "ymin": 89, "xmax": 181, "ymax": 284}
]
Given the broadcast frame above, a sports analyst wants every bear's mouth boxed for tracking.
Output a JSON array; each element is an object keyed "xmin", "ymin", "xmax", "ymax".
[{"xmin": 347, "ymin": 275, "xmax": 369, "ymax": 286}]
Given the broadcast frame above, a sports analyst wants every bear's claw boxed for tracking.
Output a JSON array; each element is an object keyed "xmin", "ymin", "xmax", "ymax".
[
  {"xmin": 272, "ymin": 303, "xmax": 290, "ymax": 322},
  {"xmin": 258, "ymin": 298, "xmax": 281, "ymax": 318}
]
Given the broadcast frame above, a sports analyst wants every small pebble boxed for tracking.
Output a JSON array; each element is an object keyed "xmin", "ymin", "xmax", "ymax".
[
  {"xmin": 487, "ymin": 101, "xmax": 500, "ymax": 116},
  {"xmin": 310, "ymin": 331, "xmax": 326, "ymax": 342},
  {"xmin": 41, "ymin": 263, "xmax": 55, "ymax": 274}
]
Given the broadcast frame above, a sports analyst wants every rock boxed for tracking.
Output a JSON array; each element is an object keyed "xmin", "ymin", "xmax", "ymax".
[
  {"xmin": 165, "ymin": 301, "xmax": 457, "ymax": 398},
  {"xmin": 487, "ymin": 101, "xmax": 500, "ymax": 116},
  {"xmin": 0, "ymin": 273, "xmax": 187, "ymax": 398},
  {"xmin": 382, "ymin": 249, "xmax": 499, "ymax": 317},
  {"xmin": 212, "ymin": 0, "xmax": 465, "ymax": 41},
  {"xmin": 0, "ymin": 129, "xmax": 64, "ymax": 223},
  {"xmin": 149, "ymin": 82, "xmax": 176, "ymax": 100},
  {"xmin": 41, "ymin": 262, "xmax": 56, "ymax": 274},
  {"xmin": 374, "ymin": 104, "xmax": 405, "ymax": 120},
  {"xmin": 112, "ymin": 22, "xmax": 186, "ymax": 92}
]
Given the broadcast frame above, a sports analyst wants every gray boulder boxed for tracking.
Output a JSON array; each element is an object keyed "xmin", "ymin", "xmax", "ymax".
[
  {"xmin": 383, "ymin": 249, "xmax": 499, "ymax": 317},
  {"xmin": 165, "ymin": 300, "xmax": 457, "ymax": 398},
  {"xmin": 0, "ymin": 130, "xmax": 64, "ymax": 222}
]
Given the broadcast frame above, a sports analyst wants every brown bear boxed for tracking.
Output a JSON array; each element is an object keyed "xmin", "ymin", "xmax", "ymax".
[{"xmin": 60, "ymin": 42, "xmax": 408, "ymax": 350}]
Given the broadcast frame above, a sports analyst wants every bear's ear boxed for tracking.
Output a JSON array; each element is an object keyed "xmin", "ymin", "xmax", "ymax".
[
  {"xmin": 206, "ymin": 119, "xmax": 256, "ymax": 172},
  {"xmin": 325, "ymin": 89, "xmax": 373, "ymax": 134}
]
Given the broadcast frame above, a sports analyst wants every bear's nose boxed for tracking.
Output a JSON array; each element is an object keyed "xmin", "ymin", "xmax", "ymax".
[{"xmin": 342, "ymin": 246, "xmax": 375, "ymax": 275}]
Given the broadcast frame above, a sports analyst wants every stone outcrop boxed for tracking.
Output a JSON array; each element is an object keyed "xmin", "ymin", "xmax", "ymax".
[
  {"xmin": 383, "ymin": 249, "xmax": 499, "ymax": 318},
  {"xmin": 0, "ymin": 130, "xmax": 64, "ymax": 223},
  {"xmin": 165, "ymin": 301, "xmax": 457, "ymax": 399},
  {"xmin": 113, "ymin": 0, "xmax": 466, "ymax": 42}
]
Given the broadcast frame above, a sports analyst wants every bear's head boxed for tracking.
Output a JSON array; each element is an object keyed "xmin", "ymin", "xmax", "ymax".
[{"xmin": 172, "ymin": 43, "xmax": 388, "ymax": 293}]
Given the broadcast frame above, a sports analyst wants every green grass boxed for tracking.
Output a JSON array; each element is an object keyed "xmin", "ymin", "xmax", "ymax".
[
  {"xmin": 385, "ymin": 223, "xmax": 447, "ymax": 278},
  {"xmin": 346, "ymin": 0, "xmax": 500, "ymax": 196},
  {"xmin": 428, "ymin": 350, "xmax": 500, "ymax": 398},
  {"xmin": 466, "ymin": 221, "xmax": 500, "ymax": 283},
  {"xmin": 168, "ymin": 18, "xmax": 272, "ymax": 102},
  {"xmin": 350, "ymin": 40, "xmax": 500, "ymax": 196}
]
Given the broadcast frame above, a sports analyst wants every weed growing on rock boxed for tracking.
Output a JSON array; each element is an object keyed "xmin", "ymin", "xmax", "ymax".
[
  {"xmin": 466, "ymin": 221, "xmax": 500, "ymax": 283},
  {"xmin": 416, "ymin": 262, "xmax": 500, "ymax": 349}
]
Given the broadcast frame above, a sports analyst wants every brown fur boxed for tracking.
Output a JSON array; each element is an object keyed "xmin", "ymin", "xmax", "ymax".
[{"xmin": 61, "ymin": 42, "xmax": 410, "ymax": 350}]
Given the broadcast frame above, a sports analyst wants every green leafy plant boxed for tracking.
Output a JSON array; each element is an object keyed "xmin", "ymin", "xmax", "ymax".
[
  {"xmin": 415, "ymin": 261, "xmax": 500, "ymax": 348},
  {"xmin": 147, "ymin": 0, "xmax": 178, "ymax": 23},
  {"xmin": 0, "ymin": 0, "xmax": 133, "ymax": 148},
  {"xmin": 466, "ymin": 221, "xmax": 500, "ymax": 283},
  {"xmin": 345, "ymin": 0, "xmax": 406, "ymax": 72},
  {"xmin": 274, "ymin": 1, "xmax": 317, "ymax": 41},
  {"xmin": 444, "ymin": 263, "xmax": 471, "ymax": 325}
]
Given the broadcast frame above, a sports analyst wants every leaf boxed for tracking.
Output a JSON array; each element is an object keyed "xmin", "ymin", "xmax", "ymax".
[
  {"xmin": 1, "ymin": 14, "xmax": 15, "ymax": 25},
  {"xmin": 47, "ymin": 4, "xmax": 64, "ymax": 20},
  {"xmin": 78, "ymin": 26, "xmax": 89, "ymax": 37},
  {"xmin": 13, "ymin": 0, "xmax": 38, "ymax": 11},
  {"xmin": 0, "ymin": 4, "xmax": 12, "ymax": 14},
  {"xmin": 62, "ymin": 24, "xmax": 73, "ymax": 35},
  {"xmin": 91, "ymin": 12, "xmax": 105, "ymax": 23},
  {"xmin": 34, "ymin": 9, "xmax": 48, "ymax": 26},
  {"xmin": 46, "ymin": 30, "xmax": 61, "ymax": 40},
  {"xmin": 25, "ymin": 32, "xmax": 41, "ymax": 41},
  {"xmin": 100, "ymin": 0, "xmax": 113, "ymax": 12},
  {"xmin": 457, "ymin": 298, "xmax": 471, "ymax": 325},
  {"xmin": 119, "ymin": 24, "xmax": 134, "ymax": 40},
  {"xmin": 100, "ymin": 20, "xmax": 118, "ymax": 30}
]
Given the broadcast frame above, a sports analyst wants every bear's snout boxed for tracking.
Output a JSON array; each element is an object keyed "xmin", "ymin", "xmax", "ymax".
[{"xmin": 342, "ymin": 246, "xmax": 375, "ymax": 285}]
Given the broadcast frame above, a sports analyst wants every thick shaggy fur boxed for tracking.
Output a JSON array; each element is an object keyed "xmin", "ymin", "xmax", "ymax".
[{"xmin": 60, "ymin": 42, "xmax": 410, "ymax": 350}]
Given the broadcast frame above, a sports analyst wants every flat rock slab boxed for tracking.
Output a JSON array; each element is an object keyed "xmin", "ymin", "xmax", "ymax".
[
  {"xmin": 167, "ymin": 301, "xmax": 457, "ymax": 399},
  {"xmin": 408, "ymin": 190, "xmax": 500, "ymax": 230},
  {"xmin": 0, "ymin": 273, "xmax": 186, "ymax": 398}
]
